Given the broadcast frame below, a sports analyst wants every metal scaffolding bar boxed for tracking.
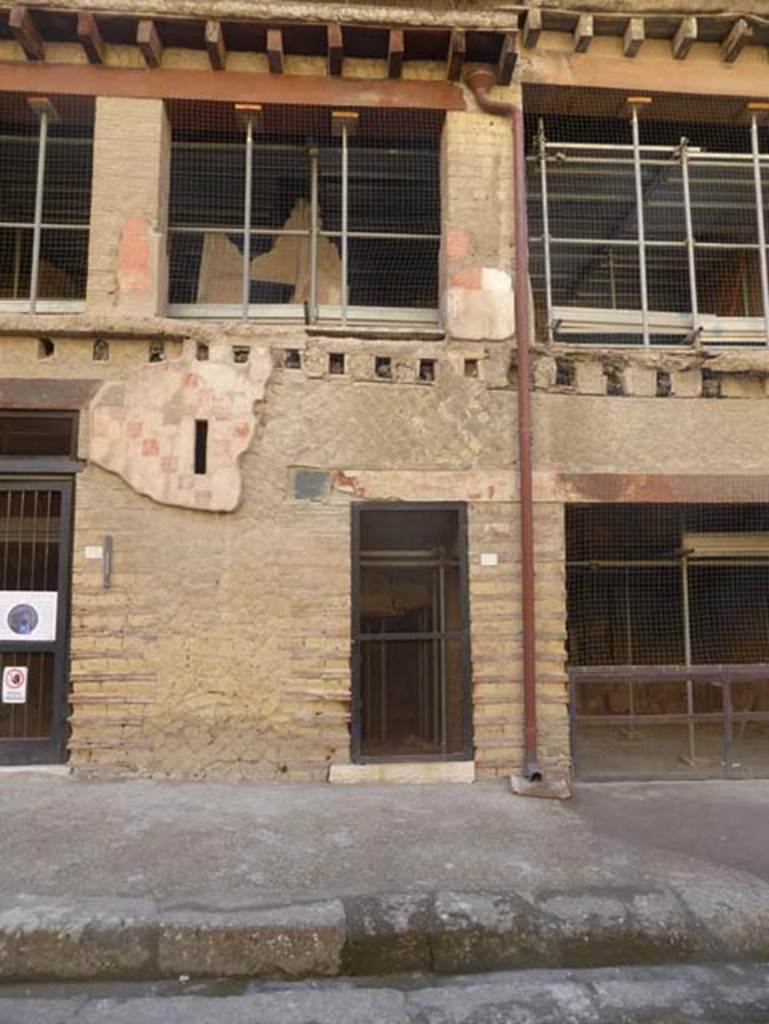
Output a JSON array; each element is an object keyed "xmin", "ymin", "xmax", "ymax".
[
  {"xmin": 341, "ymin": 120, "xmax": 349, "ymax": 328},
  {"xmin": 538, "ymin": 119, "xmax": 554, "ymax": 343},
  {"xmin": 241, "ymin": 113, "xmax": 254, "ymax": 323},
  {"xmin": 749, "ymin": 111, "xmax": 769, "ymax": 344},
  {"xmin": 680, "ymin": 137, "xmax": 699, "ymax": 333},
  {"xmin": 29, "ymin": 108, "xmax": 48, "ymax": 315},
  {"xmin": 630, "ymin": 104, "xmax": 650, "ymax": 347}
]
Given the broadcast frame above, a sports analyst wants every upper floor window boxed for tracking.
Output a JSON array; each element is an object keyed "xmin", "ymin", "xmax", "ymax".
[
  {"xmin": 526, "ymin": 86, "xmax": 769, "ymax": 348},
  {"xmin": 0, "ymin": 94, "xmax": 94, "ymax": 314},
  {"xmin": 167, "ymin": 102, "xmax": 442, "ymax": 326}
]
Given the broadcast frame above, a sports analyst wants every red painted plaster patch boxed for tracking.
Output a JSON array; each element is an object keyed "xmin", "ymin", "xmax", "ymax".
[
  {"xmin": 445, "ymin": 228, "xmax": 470, "ymax": 263},
  {"xmin": 233, "ymin": 421, "xmax": 250, "ymax": 439},
  {"xmin": 451, "ymin": 267, "xmax": 482, "ymax": 289},
  {"xmin": 127, "ymin": 420, "xmax": 143, "ymax": 438},
  {"xmin": 141, "ymin": 438, "xmax": 159, "ymax": 456},
  {"xmin": 117, "ymin": 217, "xmax": 151, "ymax": 296}
]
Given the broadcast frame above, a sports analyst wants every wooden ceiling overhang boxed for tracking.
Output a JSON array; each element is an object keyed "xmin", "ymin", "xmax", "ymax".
[{"xmin": 0, "ymin": 5, "xmax": 768, "ymax": 111}]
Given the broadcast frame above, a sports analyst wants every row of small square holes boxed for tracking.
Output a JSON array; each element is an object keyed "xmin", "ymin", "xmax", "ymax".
[
  {"xmin": 556, "ymin": 357, "xmax": 721, "ymax": 399},
  {"xmin": 284, "ymin": 350, "xmax": 480, "ymax": 381},
  {"xmin": 36, "ymin": 338, "xmax": 480, "ymax": 382}
]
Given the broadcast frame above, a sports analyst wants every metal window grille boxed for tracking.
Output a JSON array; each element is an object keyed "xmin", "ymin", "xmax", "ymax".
[
  {"xmin": 167, "ymin": 102, "xmax": 442, "ymax": 326},
  {"xmin": 525, "ymin": 87, "xmax": 769, "ymax": 348},
  {"xmin": 0, "ymin": 94, "xmax": 94, "ymax": 313},
  {"xmin": 567, "ymin": 504, "xmax": 769, "ymax": 780}
]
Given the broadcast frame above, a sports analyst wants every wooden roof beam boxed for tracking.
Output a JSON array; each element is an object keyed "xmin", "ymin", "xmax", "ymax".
[
  {"xmin": 8, "ymin": 5, "xmax": 44, "ymax": 62},
  {"xmin": 327, "ymin": 24, "xmax": 343, "ymax": 77},
  {"xmin": 497, "ymin": 31, "xmax": 517, "ymax": 86},
  {"xmin": 721, "ymin": 18, "xmax": 752, "ymax": 63},
  {"xmin": 623, "ymin": 18, "xmax": 645, "ymax": 58},
  {"xmin": 205, "ymin": 20, "xmax": 226, "ymax": 71},
  {"xmin": 446, "ymin": 29, "xmax": 465, "ymax": 81},
  {"xmin": 387, "ymin": 28, "xmax": 404, "ymax": 79},
  {"xmin": 573, "ymin": 14, "xmax": 593, "ymax": 54},
  {"xmin": 522, "ymin": 9, "xmax": 542, "ymax": 50},
  {"xmin": 137, "ymin": 19, "xmax": 163, "ymax": 69},
  {"xmin": 77, "ymin": 12, "xmax": 105, "ymax": 65},
  {"xmin": 671, "ymin": 17, "xmax": 697, "ymax": 60},
  {"xmin": 267, "ymin": 28, "xmax": 283, "ymax": 74}
]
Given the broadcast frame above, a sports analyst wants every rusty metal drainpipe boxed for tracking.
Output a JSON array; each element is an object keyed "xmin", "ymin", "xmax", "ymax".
[{"xmin": 467, "ymin": 69, "xmax": 541, "ymax": 782}]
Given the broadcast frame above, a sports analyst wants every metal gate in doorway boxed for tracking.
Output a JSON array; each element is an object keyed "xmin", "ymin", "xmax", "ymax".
[{"xmin": 0, "ymin": 480, "xmax": 73, "ymax": 764}]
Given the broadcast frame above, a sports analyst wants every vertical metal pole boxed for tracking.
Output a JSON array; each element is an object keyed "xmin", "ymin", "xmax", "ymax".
[
  {"xmin": 538, "ymin": 121, "xmax": 554, "ymax": 344},
  {"xmin": 609, "ymin": 250, "xmax": 617, "ymax": 310},
  {"xmin": 341, "ymin": 122, "xmax": 349, "ymax": 327},
  {"xmin": 749, "ymin": 113, "xmax": 769, "ymax": 343},
  {"xmin": 12, "ymin": 229, "xmax": 21, "ymax": 299},
  {"xmin": 29, "ymin": 108, "xmax": 49, "ymax": 314},
  {"xmin": 680, "ymin": 138, "xmax": 699, "ymax": 335},
  {"xmin": 722, "ymin": 677, "xmax": 734, "ymax": 778},
  {"xmin": 681, "ymin": 555, "xmax": 696, "ymax": 764},
  {"xmin": 439, "ymin": 553, "xmax": 447, "ymax": 752},
  {"xmin": 380, "ymin": 640, "xmax": 387, "ymax": 744},
  {"xmin": 309, "ymin": 146, "xmax": 319, "ymax": 324},
  {"xmin": 241, "ymin": 115, "xmax": 254, "ymax": 323},
  {"xmin": 631, "ymin": 105, "xmax": 650, "ymax": 347},
  {"xmin": 625, "ymin": 567, "xmax": 635, "ymax": 723}
]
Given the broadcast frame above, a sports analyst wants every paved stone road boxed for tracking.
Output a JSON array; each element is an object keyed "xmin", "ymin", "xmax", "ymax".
[{"xmin": 2, "ymin": 963, "xmax": 769, "ymax": 1023}]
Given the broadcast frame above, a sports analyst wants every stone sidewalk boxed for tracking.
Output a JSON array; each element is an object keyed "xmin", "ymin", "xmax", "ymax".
[{"xmin": 1, "ymin": 774, "xmax": 769, "ymax": 981}]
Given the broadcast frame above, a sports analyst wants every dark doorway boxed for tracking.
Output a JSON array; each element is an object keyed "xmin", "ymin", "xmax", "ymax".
[
  {"xmin": 0, "ymin": 412, "xmax": 76, "ymax": 765},
  {"xmin": 351, "ymin": 504, "xmax": 471, "ymax": 761}
]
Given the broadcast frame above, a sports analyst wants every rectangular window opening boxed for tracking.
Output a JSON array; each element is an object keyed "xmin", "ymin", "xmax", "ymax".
[
  {"xmin": 194, "ymin": 419, "xmax": 208, "ymax": 475},
  {"xmin": 524, "ymin": 85, "xmax": 769, "ymax": 348},
  {"xmin": 166, "ymin": 101, "xmax": 442, "ymax": 327},
  {"xmin": 0, "ymin": 412, "xmax": 77, "ymax": 457},
  {"xmin": 352, "ymin": 505, "xmax": 471, "ymax": 762},
  {"xmin": 0, "ymin": 93, "xmax": 94, "ymax": 313}
]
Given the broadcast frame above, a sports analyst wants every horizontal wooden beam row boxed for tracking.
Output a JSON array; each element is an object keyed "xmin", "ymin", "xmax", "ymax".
[
  {"xmin": 3, "ymin": 6, "xmax": 516, "ymax": 84},
  {"xmin": 0, "ymin": 61, "xmax": 466, "ymax": 110}
]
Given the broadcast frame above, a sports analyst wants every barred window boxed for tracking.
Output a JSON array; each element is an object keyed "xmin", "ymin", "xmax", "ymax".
[
  {"xmin": 167, "ymin": 102, "xmax": 442, "ymax": 326},
  {"xmin": 0, "ymin": 94, "xmax": 94, "ymax": 313},
  {"xmin": 526, "ymin": 87, "xmax": 769, "ymax": 348}
]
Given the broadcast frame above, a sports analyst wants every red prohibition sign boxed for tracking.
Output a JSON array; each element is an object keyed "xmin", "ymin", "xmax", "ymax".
[{"xmin": 6, "ymin": 670, "xmax": 24, "ymax": 688}]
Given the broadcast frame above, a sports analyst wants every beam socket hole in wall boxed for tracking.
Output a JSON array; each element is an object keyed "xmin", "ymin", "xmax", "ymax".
[
  {"xmin": 329, "ymin": 353, "xmax": 346, "ymax": 376},
  {"xmin": 232, "ymin": 346, "xmax": 250, "ymax": 364},
  {"xmin": 702, "ymin": 369, "xmax": 722, "ymax": 399},
  {"xmin": 37, "ymin": 337, "xmax": 54, "ymax": 360},
  {"xmin": 555, "ymin": 357, "xmax": 575, "ymax": 388},
  {"xmin": 194, "ymin": 419, "xmax": 208, "ymax": 475},
  {"xmin": 196, "ymin": 342, "xmax": 209, "ymax": 362},
  {"xmin": 418, "ymin": 359, "xmax": 436, "ymax": 383},
  {"xmin": 656, "ymin": 370, "xmax": 672, "ymax": 397},
  {"xmin": 375, "ymin": 356, "xmax": 392, "ymax": 380},
  {"xmin": 464, "ymin": 359, "xmax": 479, "ymax": 379},
  {"xmin": 92, "ymin": 339, "xmax": 109, "ymax": 362},
  {"xmin": 284, "ymin": 349, "xmax": 301, "ymax": 369},
  {"xmin": 604, "ymin": 364, "xmax": 625, "ymax": 397},
  {"xmin": 149, "ymin": 340, "xmax": 165, "ymax": 363}
]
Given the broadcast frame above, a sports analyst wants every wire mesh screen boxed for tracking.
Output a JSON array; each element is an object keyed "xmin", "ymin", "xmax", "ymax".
[
  {"xmin": 167, "ymin": 102, "xmax": 441, "ymax": 323},
  {"xmin": 0, "ymin": 95, "xmax": 94, "ymax": 307},
  {"xmin": 567, "ymin": 504, "xmax": 769, "ymax": 779},
  {"xmin": 525, "ymin": 86, "xmax": 769, "ymax": 347}
]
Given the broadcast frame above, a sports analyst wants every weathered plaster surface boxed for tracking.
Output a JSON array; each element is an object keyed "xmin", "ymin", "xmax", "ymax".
[{"xmin": 88, "ymin": 342, "xmax": 272, "ymax": 511}]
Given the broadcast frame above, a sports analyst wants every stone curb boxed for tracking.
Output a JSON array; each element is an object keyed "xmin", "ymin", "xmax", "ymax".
[{"xmin": 1, "ymin": 885, "xmax": 769, "ymax": 983}]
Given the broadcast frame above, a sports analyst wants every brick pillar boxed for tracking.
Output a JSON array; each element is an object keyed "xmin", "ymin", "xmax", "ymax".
[
  {"xmin": 440, "ymin": 97, "xmax": 516, "ymax": 341},
  {"xmin": 87, "ymin": 97, "xmax": 170, "ymax": 317}
]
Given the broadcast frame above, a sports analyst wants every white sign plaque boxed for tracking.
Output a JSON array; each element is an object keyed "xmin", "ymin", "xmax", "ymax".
[
  {"xmin": 480, "ymin": 553, "xmax": 499, "ymax": 567},
  {"xmin": 2, "ymin": 666, "xmax": 28, "ymax": 704},
  {"xmin": 0, "ymin": 592, "xmax": 58, "ymax": 642}
]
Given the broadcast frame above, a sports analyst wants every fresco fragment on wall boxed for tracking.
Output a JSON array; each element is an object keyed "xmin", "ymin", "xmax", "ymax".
[{"xmin": 88, "ymin": 341, "xmax": 272, "ymax": 511}]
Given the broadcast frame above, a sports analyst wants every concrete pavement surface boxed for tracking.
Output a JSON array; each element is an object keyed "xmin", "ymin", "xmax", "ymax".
[
  {"xmin": 1, "ymin": 774, "xmax": 769, "ymax": 982},
  {"xmin": 2, "ymin": 963, "xmax": 769, "ymax": 1023}
]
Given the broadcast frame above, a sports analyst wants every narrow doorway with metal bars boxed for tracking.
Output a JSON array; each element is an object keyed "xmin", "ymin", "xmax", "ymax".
[
  {"xmin": 351, "ymin": 504, "xmax": 472, "ymax": 761},
  {"xmin": 0, "ymin": 413, "xmax": 76, "ymax": 764}
]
